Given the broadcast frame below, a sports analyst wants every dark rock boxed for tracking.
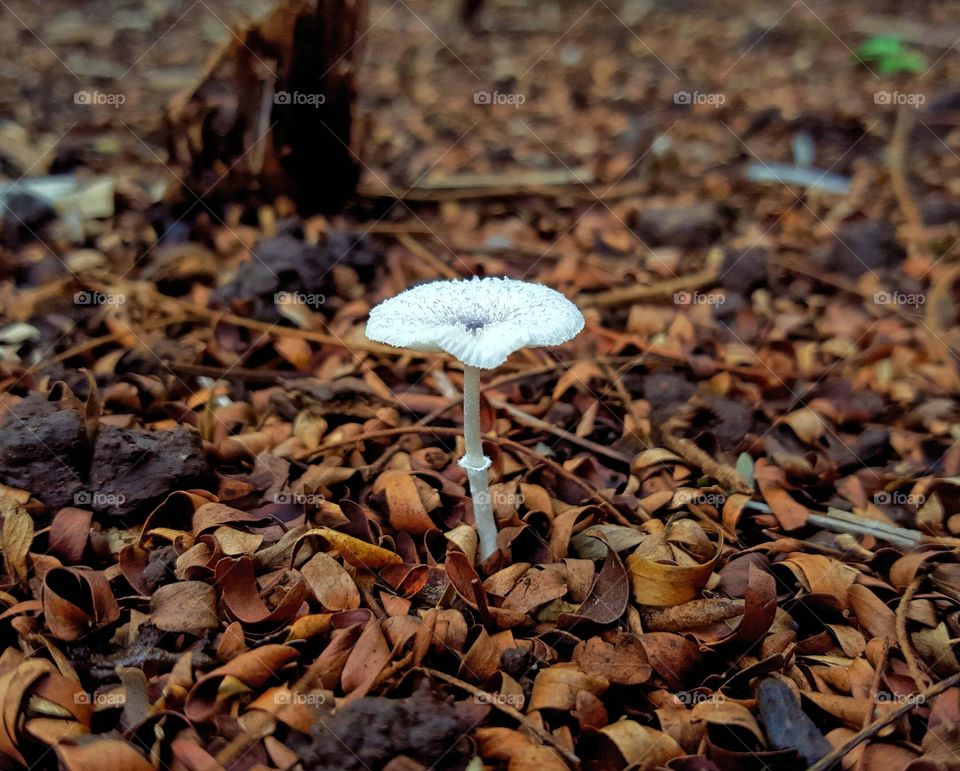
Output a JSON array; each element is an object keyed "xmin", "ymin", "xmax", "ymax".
[
  {"xmin": 812, "ymin": 219, "xmax": 905, "ymax": 277},
  {"xmin": 715, "ymin": 290, "xmax": 747, "ymax": 320},
  {"xmin": 922, "ymin": 196, "xmax": 960, "ymax": 226},
  {"xmin": 88, "ymin": 425, "xmax": 210, "ymax": 517},
  {"xmin": 139, "ymin": 544, "xmax": 178, "ymax": 593},
  {"xmin": 642, "ymin": 372, "xmax": 696, "ymax": 422},
  {"xmin": 292, "ymin": 689, "xmax": 470, "ymax": 771},
  {"xmin": 720, "ymin": 247, "xmax": 768, "ymax": 295},
  {"xmin": 823, "ymin": 428, "xmax": 890, "ymax": 472},
  {"xmin": 0, "ymin": 395, "xmax": 88, "ymax": 509},
  {"xmin": 740, "ymin": 24, "xmax": 796, "ymax": 51},
  {"xmin": 1, "ymin": 190, "xmax": 56, "ymax": 247},
  {"xmin": 695, "ymin": 397, "xmax": 755, "ymax": 452},
  {"xmin": 0, "ymin": 397, "xmax": 210, "ymax": 519},
  {"xmin": 500, "ymin": 646, "xmax": 545, "ymax": 679},
  {"xmin": 809, "ymin": 381, "xmax": 886, "ymax": 424},
  {"xmin": 219, "ymin": 235, "xmax": 307, "ymax": 301},
  {"xmin": 213, "ymin": 232, "xmax": 379, "ymax": 322},
  {"xmin": 633, "ymin": 204, "xmax": 725, "ymax": 249}
]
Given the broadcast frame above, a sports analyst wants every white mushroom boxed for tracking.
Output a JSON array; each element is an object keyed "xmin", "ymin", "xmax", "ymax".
[{"xmin": 365, "ymin": 276, "xmax": 585, "ymax": 560}]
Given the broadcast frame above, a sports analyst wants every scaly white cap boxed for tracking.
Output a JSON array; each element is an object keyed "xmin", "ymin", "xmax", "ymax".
[{"xmin": 365, "ymin": 276, "xmax": 585, "ymax": 369}]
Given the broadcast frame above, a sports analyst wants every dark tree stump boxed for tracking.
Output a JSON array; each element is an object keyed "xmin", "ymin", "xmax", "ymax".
[{"xmin": 165, "ymin": 0, "xmax": 365, "ymax": 216}]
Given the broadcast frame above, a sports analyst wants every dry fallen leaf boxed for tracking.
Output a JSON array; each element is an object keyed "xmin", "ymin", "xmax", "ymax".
[
  {"xmin": 626, "ymin": 520, "xmax": 722, "ymax": 606},
  {"xmin": 150, "ymin": 581, "xmax": 219, "ymax": 635}
]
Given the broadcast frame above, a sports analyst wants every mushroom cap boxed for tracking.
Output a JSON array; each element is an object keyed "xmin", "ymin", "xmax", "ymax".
[{"xmin": 364, "ymin": 276, "xmax": 585, "ymax": 369}]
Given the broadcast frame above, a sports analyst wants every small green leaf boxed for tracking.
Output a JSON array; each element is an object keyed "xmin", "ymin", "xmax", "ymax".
[
  {"xmin": 855, "ymin": 35, "xmax": 927, "ymax": 75},
  {"xmin": 877, "ymin": 51, "xmax": 926, "ymax": 75},
  {"xmin": 857, "ymin": 35, "xmax": 904, "ymax": 62}
]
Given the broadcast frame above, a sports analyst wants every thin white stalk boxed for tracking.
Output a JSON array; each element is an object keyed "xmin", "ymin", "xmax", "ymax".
[{"xmin": 459, "ymin": 364, "xmax": 498, "ymax": 559}]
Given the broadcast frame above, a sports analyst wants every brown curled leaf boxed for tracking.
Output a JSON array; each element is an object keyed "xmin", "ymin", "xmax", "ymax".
[
  {"xmin": 373, "ymin": 470, "xmax": 439, "ymax": 535},
  {"xmin": 576, "ymin": 634, "xmax": 652, "ymax": 685},
  {"xmin": 293, "ymin": 527, "xmax": 403, "ymax": 570},
  {"xmin": 637, "ymin": 633, "xmax": 701, "ymax": 690},
  {"xmin": 300, "ymin": 551, "xmax": 361, "ymax": 611},
  {"xmin": 340, "ymin": 618, "xmax": 391, "ymax": 700},
  {"xmin": 48, "ymin": 507, "xmax": 93, "ymax": 565},
  {"xmin": 626, "ymin": 520, "xmax": 722, "ymax": 607},
  {"xmin": 528, "ymin": 664, "xmax": 609, "ymax": 711},
  {"xmin": 559, "ymin": 542, "xmax": 630, "ymax": 627},
  {"xmin": 139, "ymin": 490, "xmax": 219, "ymax": 546},
  {"xmin": 184, "ymin": 644, "xmax": 298, "ymax": 722},
  {"xmin": 380, "ymin": 563, "xmax": 431, "ymax": 598},
  {"xmin": 703, "ymin": 564, "xmax": 777, "ymax": 647},
  {"xmin": 754, "ymin": 459, "xmax": 808, "ymax": 531},
  {"xmin": 215, "ymin": 556, "xmax": 308, "ymax": 630},
  {"xmin": 1, "ymin": 502, "xmax": 33, "ymax": 583},
  {"xmin": 42, "ymin": 567, "xmax": 120, "ymax": 641},
  {"xmin": 578, "ymin": 721, "xmax": 684, "ymax": 771}
]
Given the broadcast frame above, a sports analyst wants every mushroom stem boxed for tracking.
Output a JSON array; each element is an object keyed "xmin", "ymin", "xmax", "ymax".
[{"xmin": 460, "ymin": 364, "xmax": 498, "ymax": 560}]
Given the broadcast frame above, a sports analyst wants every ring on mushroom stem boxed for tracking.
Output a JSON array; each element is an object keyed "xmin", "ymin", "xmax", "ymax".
[{"xmin": 365, "ymin": 275, "xmax": 585, "ymax": 561}]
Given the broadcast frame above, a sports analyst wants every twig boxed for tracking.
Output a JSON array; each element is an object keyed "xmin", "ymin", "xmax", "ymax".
[
  {"xmin": 420, "ymin": 666, "xmax": 580, "ymax": 766},
  {"xmin": 412, "ymin": 356, "xmax": 648, "ymax": 431},
  {"xmin": 887, "ymin": 104, "xmax": 930, "ymax": 267},
  {"xmin": 925, "ymin": 261, "xmax": 960, "ymax": 349},
  {"xmin": 661, "ymin": 415, "xmax": 752, "ymax": 494},
  {"xmin": 165, "ymin": 361, "xmax": 304, "ymax": 382},
  {"xmin": 369, "ymin": 225, "xmax": 578, "ymax": 263},
  {"xmin": 397, "ymin": 233, "xmax": 460, "ymax": 279},
  {"xmin": 819, "ymin": 511, "xmax": 960, "ymax": 548},
  {"xmin": 487, "ymin": 396, "xmax": 632, "ymax": 465},
  {"xmin": 358, "ymin": 443, "xmax": 407, "ymax": 480},
  {"xmin": 639, "ymin": 598, "xmax": 745, "ymax": 631},
  {"xmin": 807, "ymin": 671, "xmax": 960, "ymax": 771},
  {"xmin": 853, "ymin": 15, "xmax": 960, "ymax": 48},
  {"xmin": 180, "ymin": 301, "xmax": 435, "ymax": 358},
  {"xmin": 896, "ymin": 577, "xmax": 927, "ymax": 691},
  {"xmin": 399, "ymin": 167, "xmax": 593, "ymax": 191},
  {"xmin": 358, "ymin": 175, "xmax": 644, "ymax": 202},
  {"xmin": 371, "ymin": 650, "xmax": 414, "ymax": 691},
  {"xmin": 356, "ymin": 571, "xmax": 388, "ymax": 620},
  {"xmin": 748, "ymin": 503, "xmax": 960, "ymax": 549},
  {"xmin": 862, "ymin": 640, "xmax": 890, "ymax": 728},
  {"xmin": 806, "ymin": 511, "xmax": 919, "ymax": 548}
]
